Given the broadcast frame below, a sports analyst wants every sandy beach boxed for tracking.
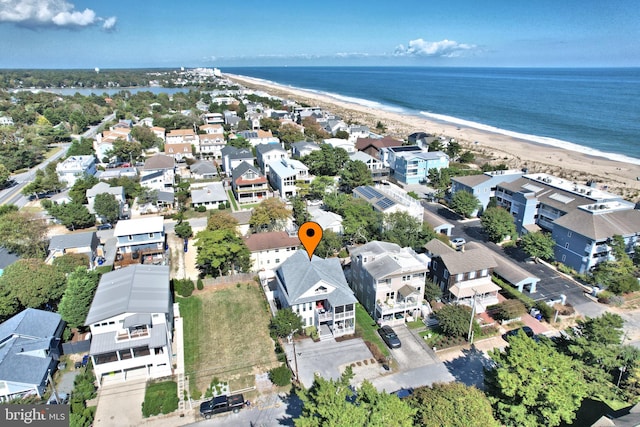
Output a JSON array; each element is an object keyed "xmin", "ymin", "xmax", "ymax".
[{"xmin": 226, "ymin": 73, "xmax": 640, "ymax": 201}]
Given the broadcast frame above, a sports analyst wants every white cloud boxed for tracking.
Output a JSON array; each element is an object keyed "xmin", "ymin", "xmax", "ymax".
[
  {"xmin": 394, "ymin": 38, "xmax": 476, "ymax": 58},
  {"xmin": 101, "ymin": 16, "xmax": 117, "ymax": 31},
  {"xmin": 0, "ymin": 0, "xmax": 116, "ymax": 30}
]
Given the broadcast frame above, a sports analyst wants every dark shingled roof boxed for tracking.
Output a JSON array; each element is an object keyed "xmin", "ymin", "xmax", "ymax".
[
  {"xmin": 554, "ymin": 208, "xmax": 640, "ymax": 240},
  {"xmin": 244, "ymin": 231, "xmax": 300, "ymax": 252}
]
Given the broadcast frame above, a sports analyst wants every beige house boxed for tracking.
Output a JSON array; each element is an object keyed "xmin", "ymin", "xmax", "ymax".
[
  {"xmin": 349, "ymin": 241, "xmax": 429, "ymax": 326},
  {"xmin": 244, "ymin": 231, "xmax": 300, "ymax": 271}
]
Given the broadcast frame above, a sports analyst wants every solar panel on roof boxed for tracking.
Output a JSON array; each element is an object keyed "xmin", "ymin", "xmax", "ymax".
[
  {"xmin": 357, "ymin": 186, "xmax": 383, "ymax": 200},
  {"xmin": 376, "ymin": 197, "xmax": 396, "ymax": 210}
]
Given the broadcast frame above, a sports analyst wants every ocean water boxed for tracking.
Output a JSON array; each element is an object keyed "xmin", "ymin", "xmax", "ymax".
[{"xmin": 224, "ymin": 67, "xmax": 640, "ymax": 164}]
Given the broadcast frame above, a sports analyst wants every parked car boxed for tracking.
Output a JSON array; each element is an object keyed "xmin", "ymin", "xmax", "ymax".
[
  {"xmin": 47, "ymin": 392, "xmax": 69, "ymax": 404},
  {"xmin": 199, "ymin": 394, "xmax": 245, "ymax": 419},
  {"xmin": 391, "ymin": 388, "xmax": 414, "ymax": 399},
  {"xmin": 451, "ymin": 237, "xmax": 466, "ymax": 248},
  {"xmin": 378, "ymin": 325, "xmax": 401, "ymax": 349},
  {"xmin": 97, "ymin": 223, "xmax": 112, "ymax": 230},
  {"xmin": 502, "ymin": 326, "xmax": 535, "ymax": 341}
]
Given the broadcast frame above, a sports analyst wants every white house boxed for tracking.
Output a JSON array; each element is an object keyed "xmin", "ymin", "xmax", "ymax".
[
  {"xmin": 85, "ymin": 265, "xmax": 173, "ymax": 386},
  {"xmin": 268, "ymin": 158, "xmax": 313, "ymax": 200},
  {"xmin": 140, "ymin": 154, "xmax": 175, "ymax": 191},
  {"xmin": 274, "ymin": 251, "xmax": 357, "ymax": 340},
  {"xmin": 324, "ymin": 138, "xmax": 356, "ymax": 153},
  {"xmin": 56, "ymin": 155, "xmax": 97, "ymax": 187},
  {"xmin": 198, "ymin": 124, "xmax": 225, "ymax": 158},
  {"xmin": 256, "ymin": 143, "xmax": 288, "ymax": 175},
  {"xmin": 245, "ymin": 231, "xmax": 300, "ymax": 271},
  {"xmin": 190, "ymin": 182, "xmax": 227, "ymax": 210},
  {"xmin": 308, "ymin": 206, "xmax": 343, "ymax": 234},
  {"xmin": 86, "ymin": 182, "xmax": 125, "ymax": 216}
]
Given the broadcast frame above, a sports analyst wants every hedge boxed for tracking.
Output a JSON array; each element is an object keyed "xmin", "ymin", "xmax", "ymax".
[{"xmin": 491, "ymin": 275, "xmax": 536, "ymax": 309}]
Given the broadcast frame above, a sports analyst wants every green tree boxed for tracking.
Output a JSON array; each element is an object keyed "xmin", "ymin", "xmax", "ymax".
[
  {"xmin": 302, "ymin": 116, "xmax": 330, "ymax": 142},
  {"xmin": 315, "ymin": 229, "xmax": 342, "ymax": 258},
  {"xmin": 450, "ymin": 190, "xmax": 480, "ymax": 218},
  {"xmin": 481, "ymin": 206, "xmax": 517, "ymax": 243},
  {"xmin": 301, "ymin": 144, "xmax": 349, "ymax": 176},
  {"xmin": 42, "ymin": 201, "xmax": 95, "ymax": 230},
  {"xmin": 428, "ymin": 139, "xmax": 444, "ymax": 152},
  {"xmin": 0, "ymin": 259, "xmax": 67, "ymax": 318},
  {"xmin": 206, "ymin": 210, "xmax": 238, "ymax": 232},
  {"xmin": 0, "ymin": 163, "xmax": 9, "ymax": 185},
  {"xmin": 131, "ymin": 125, "xmax": 161, "ymax": 149},
  {"xmin": 290, "ymin": 196, "xmax": 309, "ymax": 226},
  {"xmin": 94, "ymin": 193, "xmax": 120, "ymax": 224},
  {"xmin": 459, "ymin": 151, "xmax": 475, "ymax": 163},
  {"xmin": 174, "ymin": 221, "xmax": 193, "ymax": 239},
  {"xmin": 408, "ymin": 382, "xmax": 499, "ymax": 427},
  {"xmin": 308, "ymin": 176, "xmax": 335, "ymax": 200},
  {"xmin": 382, "ymin": 211, "xmax": 437, "ymax": 250},
  {"xmin": 57, "ymin": 267, "xmax": 100, "ymax": 330},
  {"xmin": 435, "ymin": 304, "xmax": 473, "ymax": 338},
  {"xmin": 423, "ymin": 279, "xmax": 442, "ymax": 302},
  {"xmin": 278, "ymin": 124, "xmax": 305, "ymax": 149},
  {"xmin": 339, "ymin": 160, "xmax": 373, "ymax": 192},
  {"xmin": 194, "ymin": 229, "xmax": 251, "ymax": 277},
  {"xmin": 485, "ymin": 333, "xmax": 588, "ymax": 427},
  {"xmin": 520, "ymin": 231, "xmax": 555, "ymax": 261},
  {"xmin": 328, "ymin": 196, "xmax": 382, "ymax": 244},
  {"xmin": 107, "ymin": 138, "xmax": 142, "ymax": 162},
  {"xmin": 270, "ymin": 308, "xmax": 304, "ymax": 338},
  {"xmin": 335, "ymin": 130, "xmax": 349, "ymax": 140},
  {"xmin": 69, "ymin": 175, "xmax": 100, "ymax": 204},
  {"xmin": 66, "ymin": 138, "xmax": 95, "ymax": 157},
  {"xmin": 0, "ymin": 211, "xmax": 48, "ymax": 258},
  {"xmin": 249, "ymin": 198, "xmax": 290, "ymax": 232},
  {"xmin": 296, "ymin": 368, "xmax": 415, "ymax": 427},
  {"xmin": 228, "ymin": 135, "xmax": 251, "ymax": 149},
  {"xmin": 52, "ymin": 253, "xmax": 90, "ymax": 274},
  {"xmin": 445, "ymin": 141, "xmax": 461, "ymax": 159}
]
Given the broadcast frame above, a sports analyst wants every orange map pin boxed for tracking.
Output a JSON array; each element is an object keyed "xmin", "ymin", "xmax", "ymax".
[{"xmin": 298, "ymin": 222, "xmax": 323, "ymax": 260}]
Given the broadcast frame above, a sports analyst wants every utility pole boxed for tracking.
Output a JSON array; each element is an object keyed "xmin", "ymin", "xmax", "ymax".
[
  {"xmin": 467, "ymin": 289, "xmax": 478, "ymax": 343},
  {"xmin": 290, "ymin": 329, "xmax": 299, "ymax": 383}
]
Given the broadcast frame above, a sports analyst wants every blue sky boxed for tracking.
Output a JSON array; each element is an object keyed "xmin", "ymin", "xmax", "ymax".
[{"xmin": 0, "ymin": 0, "xmax": 638, "ymax": 69}]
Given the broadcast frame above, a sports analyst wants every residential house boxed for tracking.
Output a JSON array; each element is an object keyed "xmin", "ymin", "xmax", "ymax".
[
  {"xmin": 427, "ymin": 240, "xmax": 500, "ymax": 312},
  {"xmin": 96, "ymin": 167, "xmax": 138, "ymax": 181},
  {"xmin": 202, "ymin": 112, "xmax": 224, "ymax": 125},
  {"xmin": 141, "ymin": 154, "xmax": 175, "ymax": 191},
  {"xmin": 166, "ymin": 129, "xmax": 198, "ymax": 145},
  {"xmin": 323, "ymin": 119, "xmax": 348, "ymax": 136},
  {"xmin": 235, "ymin": 130, "xmax": 279, "ymax": 147},
  {"xmin": 450, "ymin": 169, "xmax": 525, "ymax": 213},
  {"xmin": 349, "ymin": 241, "xmax": 429, "ymax": 325},
  {"xmin": 386, "ymin": 147, "xmax": 449, "ymax": 185},
  {"xmin": 245, "ymin": 231, "xmax": 300, "ymax": 271},
  {"xmin": 0, "ymin": 309, "xmax": 65, "ymax": 401},
  {"xmin": 348, "ymin": 125, "xmax": 369, "ymax": 143},
  {"xmin": 95, "ymin": 128, "xmax": 132, "ymax": 162},
  {"xmin": 113, "ymin": 216, "xmax": 165, "ymax": 268},
  {"xmin": 198, "ymin": 124, "xmax": 225, "ymax": 158},
  {"xmin": 189, "ymin": 160, "xmax": 218, "ymax": 180},
  {"xmin": 47, "ymin": 231, "xmax": 100, "ymax": 267},
  {"xmin": 230, "ymin": 211, "xmax": 252, "ymax": 237},
  {"xmin": 86, "ymin": 182, "xmax": 125, "ymax": 217},
  {"xmin": 552, "ymin": 203, "xmax": 640, "ymax": 274},
  {"xmin": 324, "ymin": 138, "xmax": 356, "ymax": 153},
  {"xmin": 164, "ymin": 142, "xmax": 194, "ymax": 160},
  {"xmin": 495, "ymin": 173, "xmax": 627, "ymax": 235},
  {"xmin": 221, "ymin": 146, "xmax": 255, "ymax": 174},
  {"xmin": 56, "ymin": 155, "xmax": 97, "ymax": 187},
  {"xmin": 355, "ymin": 136, "xmax": 403, "ymax": 159},
  {"xmin": 353, "ymin": 183, "xmax": 424, "ymax": 223},
  {"xmin": 423, "ymin": 210, "xmax": 455, "ymax": 237},
  {"xmin": 0, "ymin": 116, "xmax": 14, "ymax": 126},
  {"xmin": 349, "ymin": 151, "xmax": 389, "ymax": 182},
  {"xmin": 268, "ymin": 158, "xmax": 312, "ymax": 200},
  {"xmin": 231, "ymin": 162, "xmax": 269, "ymax": 205},
  {"xmin": 274, "ymin": 251, "xmax": 357, "ymax": 340},
  {"xmin": 85, "ymin": 265, "xmax": 173, "ymax": 386},
  {"xmin": 190, "ymin": 182, "xmax": 227, "ymax": 210},
  {"xmin": 308, "ymin": 205, "xmax": 343, "ymax": 234},
  {"xmin": 256, "ymin": 143, "xmax": 288, "ymax": 175},
  {"xmin": 150, "ymin": 126, "xmax": 166, "ymax": 141},
  {"xmin": 224, "ymin": 111, "xmax": 241, "ymax": 129},
  {"xmin": 291, "ymin": 141, "xmax": 320, "ymax": 158}
]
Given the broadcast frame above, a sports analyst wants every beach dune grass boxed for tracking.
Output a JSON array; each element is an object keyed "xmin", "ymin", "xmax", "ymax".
[{"xmin": 178, "ymin": 283, "xmax": 278, "ymax": 397}]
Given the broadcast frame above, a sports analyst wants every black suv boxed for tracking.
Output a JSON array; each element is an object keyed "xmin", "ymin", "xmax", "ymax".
[
  {"xmin": 502, "ymin": 326, "xmax": 535, "ymax": 341},
  {"xmin": 378, "ymin": 325, "xmax": 401, "ymax": 349}
]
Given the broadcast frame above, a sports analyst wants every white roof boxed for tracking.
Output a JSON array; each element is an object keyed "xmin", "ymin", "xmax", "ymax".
[{"xmin": 114, "ymin": 216, "xmax": 164, "ymax": 237}]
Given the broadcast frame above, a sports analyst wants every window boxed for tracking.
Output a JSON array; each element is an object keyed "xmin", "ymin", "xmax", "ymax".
[
  {"xmin": 468, "ymin": 271, "xmax": 476, "ymax": 280},
  {"xmin": 275, "ymin": 258, "xmax": 280, "ymax": 263},
  {"xmin": 481, "ymin": 269, "xmax": 488, "ymax": 277},
  {"xmin": 562, "ymin": 255, "xmax": 566, "ymax": 262},
  {"xmin": 456, "ymin": 273, "xmax": 463, "ymax": 282},
  {"xmin": 402, "ymin": 275, "xmax": 410, "ymax": 281},
  {"xmin": 128, "ymin": 235, "xmax": 133, "ymax": 241}
]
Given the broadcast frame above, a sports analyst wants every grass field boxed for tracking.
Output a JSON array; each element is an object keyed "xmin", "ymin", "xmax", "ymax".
[
  {"xmin": 226, "ymin": 190, "xmax": 238, "ymax": 210},
  {"xmin": 355, "ymin": 304, "xmax": 390, "ymax": 358},
  {"xmin": 178, "ymin": 282, "xmax": 278, "ymax": 398}
]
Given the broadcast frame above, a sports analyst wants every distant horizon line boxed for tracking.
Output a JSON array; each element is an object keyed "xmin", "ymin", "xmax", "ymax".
[{"xmin": 0, "ymin": 65, "xmax": 639, "ymax": 71}]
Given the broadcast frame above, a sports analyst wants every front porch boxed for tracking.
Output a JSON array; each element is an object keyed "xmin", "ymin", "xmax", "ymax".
[
  {"xmin": 375, "ymin": 284, "xmax": 422, "ymax": 326},
  {"xmin": 314, "ymin": 300, "xmax": 355, "ymax": 340},
  {"xmin": 448, "ymin": 278, "xmax": 500, "ymax": 313}
]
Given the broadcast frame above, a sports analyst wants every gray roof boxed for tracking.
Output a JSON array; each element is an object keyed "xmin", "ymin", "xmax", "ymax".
[
  {"xmin": 554, "ymin": 208, "xmax": 640, "ymax": 240},
  {"xmin": 85, "ymin": 265, "xmax": 170, "ymax": 325},
  {"xmin": 349, "ymin": 151, "xmax": 377, "ymax": 163},
  {"xmin": 276, "ymin": 251, "xmax": 356, "ymax": 307},
  {"xmin": 0, "ymin": 308, "xmax": 63, "ymax": 386},
  {"xmin": 424, "ymin": 239, "xmax": 455, "ymax": 257},
  {"xmin": 350, "ymin": 241, "xmax": 428, "ymax": 279},
  {"xmin": 143, "ymin": 154, "xmax": 174, "ymax": 170},
  {"xmin": 497, "ymin": 177, "xmax": 594, "ymax": 213},
  {"xmin": 191, "ymin": 183, "xmax": 227, "ymax": 204},
  {"xmin": 157, "ymin": 190, "xmax": 175, "ymax": 203},
  {"xmin": 231, "ymin": 161, "xmax": 263, "ymax": 181},
  {"xmin": 452, "ymin": 174, "xmax": 491, "ymax": 187},
  {"xmin": 89, "ymin": 323, "xmax": 167, "ymax": 355},
  {"xmin": 0, "ymin": 246, "xmax": 19, "ymax": 270},
  {"xmin": 465, "ymin": 242, "xmax": 539, "ymax": 286},
  {"xmin": 438, "ymin": 246, "xmax": 498, "ymax": 275},
  {"xmin": 190, "ymin": 160, "xmax": 218, "ymax": 176},
  {"xmin": 222, "ymin": 146, "xmax": 253, "ymax": 160},
  {"xmin": 48, "ymin": 231, "xmax": 99, "ymax": 253},
  {"xmin": 87, "ymin": 182, "xmax": 123, "ymax": 198},
  {"xmin": 423, "ymin": 210, "xmax": 454, "ymax": 229},
  {"xmin": 255, "ymin": 143, "xmax": 285, "ymax": 156}
]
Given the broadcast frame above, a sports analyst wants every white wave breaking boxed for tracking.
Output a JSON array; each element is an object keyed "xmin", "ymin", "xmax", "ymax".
[{"xmin": 420, "ymin": 111, "xmax": 640, "ymax": 166}]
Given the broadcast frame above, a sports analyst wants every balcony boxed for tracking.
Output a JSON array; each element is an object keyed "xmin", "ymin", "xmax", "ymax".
[
  {"xmin": 376, "ymin": 299, "xmax": 419, "ymax": 314},
  {"xmin": 116, "ymin": 327, "xmax": 150, "ymax": 341},
  {"xmin": 316, "ymin": 309, "xmax": 333, "ymax": 322},
  {"xmin": 114, "ymin": 248, "xmax": 166, "ymax": 269}
]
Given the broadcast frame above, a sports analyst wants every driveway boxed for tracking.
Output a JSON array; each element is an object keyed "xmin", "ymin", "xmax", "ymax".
[
  {"xmin": 388, "ymin": 325, "xmax": 438, "ymax": 370},
  {"xmin": 93, "ymin": 377, "xmax": 147, "ymax": 427},
  {"xmin": 284, "ymin": 337, "xmax": 374, "ymax": 389}
]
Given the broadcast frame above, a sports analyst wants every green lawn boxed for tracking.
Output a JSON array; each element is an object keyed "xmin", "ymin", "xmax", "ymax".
[
  {"xmin": 141, "ymin": 380, "xmax": 178, "ymax": 417},
  {"xmin": 226, "ymin": 190, "xmax": 238, "ymax": 210},
  {"xmin": 178, "ymin": 283, "xmax": 278, "ymax": 398},
  {"xmin": 355, "ymin": 304, "xmax": 390, "ymax": 358}
]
